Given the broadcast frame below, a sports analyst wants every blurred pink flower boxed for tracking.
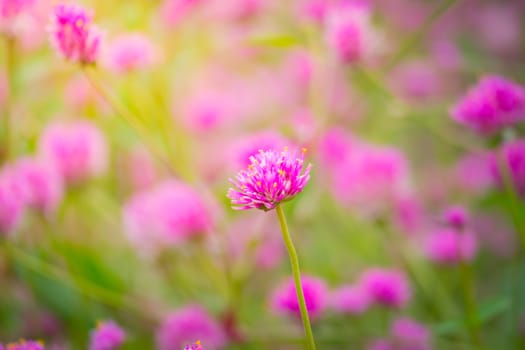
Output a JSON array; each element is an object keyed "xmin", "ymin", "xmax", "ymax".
[
  {"xmin": 89, "ymin": 321, "xmax": 126, "ymax": 350},
  {"xmin": 124, "ymin": 147, "xmax": 157, "ymax": 191},
  {"xmin": 442, "ymin": 205, "xmax": 468, "ymax": 229},
  {"xmin": 156, "ymin": 305, "xmax": 226, "ymax": 350},
  {"xmin": 207, "ymin": 0, "xmax": 265, "ymax": 22},
  {"xmin": 271, "ymin": 275, "xmax": 329, "ymax": 319},
  {"xmin": 227, "ymin": 148, "xmax": 311, "ymax": 211},
  {"xmin": 103, "ymin": 33, "xmax": 159, "ymax": 74},
  {"xmin": 228, "ymin": 131, "xmax": 289, "ymax": 169},
  {"xmin": 474, "ymin": 4, "xmax": 522, "ymax": 55},
  {"xmin": 394, "ymin": 196, "xmax": 426, "ymax": 235},
  {"xmin": 390, "ymin": 60, "xmax": 442, "ymax": 101},
  {"xmin": 38, "ymin": 120, "xmax": 108, "ymax": 184},
  {"xmin": 391, "ymin": 317, "xmax": 432, "ymax": 350},
  {"xmin": 424, "ymin": 228, "xmax": 477, "ymax": 265},
  {"xmin": 331, "ymin": 284, "xmax": 370, "ymax": 315},
  {"xmin": 12, "ymin": 157, "xmax": 63, "ymax": 215},
  {"xmin": 359, "ymin": 268, "xmax": 411, "ymax": 308},
  {"xmin": 0, "ymin": 166, "xmax": 25, "ymax": 235},
  {"xmin": 491, "ymin": 139, "xmax": 525, "ymax": 197},
  {"xmin": 317, "ymin": 128, "xmax": 355, "ymax": 171},
  {"xmin": 161, "ymin": 0, "xmax": 203, "ymax": 26},
  {"xmin": 325, "ymin": 2, "xmax": 380, "ymax": 64},
  {"xmin": 0, "ymin": 0, "xmax": 34, "ymax": 35},
  {"xmin": 451, "ymin": 75, "xmax": 525, "ymax": 134},
  {"xmin": 3, "ymin": 340, "xmax": 44, "ymax": 350},
  {"xmin": 123, "ymin": 180, "xmax": 213, "ymax": 256},
  {"xmin": 49, "ymin": 4, "xmax": 103, "ymax": 65},
  {"xmin": 454, "ymin": 152, "xmax": 493, "ymax": 195},
  {"xmin": 298, "ymin": 0, "xmax": 330, "ymax": 23}
]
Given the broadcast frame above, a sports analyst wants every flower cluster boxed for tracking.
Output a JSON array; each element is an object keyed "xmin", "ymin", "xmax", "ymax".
[{"xmin": 228, "ymin": 148, "xmax": 311, "ymax": 211}]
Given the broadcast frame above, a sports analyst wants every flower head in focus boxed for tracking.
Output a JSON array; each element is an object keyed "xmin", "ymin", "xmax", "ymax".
[
  {"xmin": 49, "ymin": 4, "xmax": 103, "ymax": 65},
  {"xmin": 451, "ymin": 75, "xmax": 525, "ymax": 134},
  {"xmin": 227, "ymin": 148, "xmax": 311, "ymax": 211},
  {"xmin": 89, "ymin": 320, "xmax": 126, "ymax": 350}
]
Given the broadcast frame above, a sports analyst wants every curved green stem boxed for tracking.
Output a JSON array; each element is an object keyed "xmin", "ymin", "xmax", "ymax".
[{"xmin": 275, "ymin": 205, "xmax": 316, "ymax": 350}]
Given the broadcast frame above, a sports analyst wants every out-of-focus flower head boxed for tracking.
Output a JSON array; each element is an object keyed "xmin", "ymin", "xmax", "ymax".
[
  {"xmin": 454, "ymin": 152, "xmax": 493, "ymax": 195},
  {"xmin": 490, "ymin": 139, "xmax": 525, "ymax": 197},
  {"xmin": 156, "ymin": 305, "xmax": 226, "ymax": 350},
  {"xmin": 442, "ymin": 205, "xmax": 469, "ymax": 229},
  {"xmin": 325, "ymin": 1, "xmax": 380, "ymax": 64},
  {"xmin": 89, "ymin": 320, "xmax": 126, "ymax": 350},
  {"xmin": 424, "ymin": 228, "xmax": 478, "ymax": 265},
  {"xmin": 331, "ymin": 284, "xmax": 370, "ymax": 315},
  {"xmin": 391, "ymin": 317, "xmax": 432, "ymax": 350},
  {"xmin": 184, "ymin": 341, "xmax": 203, "ymax": 350},
  {"xmin": 0, "ymin": 165, "xmax": 25, "ymax": 235},
  {"xmin": 359, "ymin": 268, "xmax": 411, "ymax": 308},
  {"xmin": 271, "ymin": 275, "xmax": 329, "ymax": 319},
  {"xmin": 228, "ymin": 131, "xmax": 290, "ymax": 169},
  {"xmin": 451, "ymin": 75, "xmax": 525, "ymax": 134},
  {"xmin": 161, "ymin": 0, "xmax": 203, "ymax": 26},
  {"xmin": 0, "ymin": 0, "xmax": 34, "ymax": 34},
  {"xmin": 49, "ymin": 4, "xmax": 103, "ymax": 65},
  {"xmin": 227, "ymin": 148, "xmax": 311, "ymax": 211},
  {"xmin": 103, "ymin": 33, "xmax": 159, "ymax": 74},
  {"xmin": 123, "ymin": 180, "xmax": 213, "ymax": 256},
  {"xmin": 298, "ymin": 0, "xmax": 330, "ymax": 23},
  {"xmin": 389, "ymin": 60, "xmax": 442, "ymax": 101},
  {"xmin": 12, "ymin": 157, "xmax": 63, "ymax": 216},
  {"xmin": 124, "ymin": 147, "xmax": 157, "ymax": 191},
  {"xmin": 4, "ymin": 339, "xmax": 44, "ymax": 350},
  {"xmin": 38, "ymin": 120, "xmax": 108, "ymax": 184}
]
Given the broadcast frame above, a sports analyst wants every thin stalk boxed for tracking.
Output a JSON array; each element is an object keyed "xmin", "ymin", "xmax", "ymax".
[
  {"xmin": 459, "ymin": 261, "xmax": 484, "ymax": 350},
  {"xmin": 275, "ymin": 205, "xmax": 317, "ymax": 350},
  {"xmin": 2, "ymin": 37, "xmax": 16, "ymax": 163}
]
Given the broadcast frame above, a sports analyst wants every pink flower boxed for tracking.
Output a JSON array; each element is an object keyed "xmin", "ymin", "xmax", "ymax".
[
  {"xmin": 89, "ymin": 321, "xmax": 126, "ymax": 350},
  {"xmin": 317, "ymin": 128, "xmax": 356, "ymax": 171},
  {"xmin": 184, "ymin": 341, "xmax": 203, "ymax": 350},
  {"xmin": 156, "ymin": 305, "xmax": 226, "ymax": 350},
  {"xmin": 0, "ymin": 0, "xmax": 34, "ymax": 34},
  {"xmin": 271, "ymin": 275, "xmax": 329, "ymax": 319},
  {"xmin": 359, "ymin": 268, "xmax": 411, "ymax": 308},
  {"xmin": 389, "ymin": 60, "xmax": 442, "ymax": 101},
  {"xmin": 424, "ymin": 228, "xmax": 478, "ymax": 265},
  {"xmin": 454, "ymin": 153, "xmax": 493, "ymax": 195},
  {"xmin": 331, "ymin": 284, "xmax": 370, "ymax": 314},
  {"xmin": 325, "ymin": 2, "xmax": 379, "ymax": 64},
  {"xmin": 228, "ymin": 131, "xmax": 289, "ymax": 169},
  {"xmin": 161, "ymin": 0, "xmax": 203, "ymax": 26},
  {"xmin": 228, "ymin": 148, "xmax": 311, "ymax": 211},
  {"xmin": 103, "ymin": 33, "xmax": 158, "ymax": 74},
  {"xmin": 12, "ymin": 157, "xmax": 63, "ymax": 215},
  {"xmin": 490, "ymin": 139, "xmax": 525, "ymax": 197},
  {"xmin": 391, "ymin": 317, "xmax": 432, "ymax": 350},
  {"xmin": 38, "ymin": 120, "xmax": 108, "ymax": 184},
  {"xmin": 451, "ymin": 75, "xmax": 525, "ymax": 134},
  {"xmin": 442, "ymin": 205, "xmax": 468, "ymax": 229},
  {"xmin": 3, "ymin": 340, "xmax": 44, "ymax": 350},
  {"xmin": 298, "ymin": 0, "xmax": 329, "ymax": 23},
  {"xmin": 0, "ymin": 166, "xmax": 25, "ymax": 235},
  {"xmin": 123, "ymin": 180, "xmax": 213, "ymax": 256},
  {"xmin": 49, "ymin": 4, "xmax": 103, "ymax": 65}
]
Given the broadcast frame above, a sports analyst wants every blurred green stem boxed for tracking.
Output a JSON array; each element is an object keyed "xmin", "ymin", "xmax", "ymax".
[
  {"xmin": 459, "ymin": 261, "xmax": 484, "ymax": 350},
  {"xmin": 275, "ymin": 205, "xmax": 317, "ymax": 350},
  {"xmin": 2, "ymin": 36, "xmax": 15, "ymax": 163}
]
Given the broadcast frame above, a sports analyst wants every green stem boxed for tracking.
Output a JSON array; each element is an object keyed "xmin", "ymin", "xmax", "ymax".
[
  {"xmin": 459, "ymin": 261, "xmax": 484, "ymax": 350},
  {"xmin": 275, "ymin": 205, "xmax": 317, "ymax": 350},
  {"xmin": 2, "ymin": 36, "xmax": 15, "ymax": 163}
]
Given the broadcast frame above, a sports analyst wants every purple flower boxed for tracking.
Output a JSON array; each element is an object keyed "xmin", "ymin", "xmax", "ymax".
[
  {"xmin": 331, "ymin": 284, "xmax": 371, "ymax": 315},
  {"xmin": 424, "ymin": 228, "xmax": 478, "ymax": 266},
  {"xmin": 227, "ymin": 148, "xmax": 311, "ymax": 211},
  {"xmin": 359, "ymin": 268, "xmax": 411, "ymax": 308},
  {"xmin": 156, "ymin": 305, "xmax": 226, "ymax": 350},
  {"xmin": 184, "ymin": 341, "xmax": 203, "ymax": 350},
  {"xmin": 490, "ymin": 139, "xmax": 525, "ymax": 197},
  {"xmin": 89, "ymin": 321, "xmax": 126, "ymax": 350},
  {"xmin": 0, "ymin": 0, "xmax": 34, "ymax": 34},
  {"xmin": 4, "ymin": 340, "xmax": 44, "ymax": 350},
  {"xmin": 390, "ymin": 317, "xmax": 432, "ymax": 350},
  {"xmin": 442, "ymin": 205, "xmax": 469, "ymax": 229},
  {"xmin": 451, "ymin": 75, "xmax": 525, "ymax": 134},
  {"xmin": 49, "ymin": 4, "xmax": 103, "ymax": 65},
  {"xmin": 271, "ymin": 275, "xmax": 329, "ymax": 319}
]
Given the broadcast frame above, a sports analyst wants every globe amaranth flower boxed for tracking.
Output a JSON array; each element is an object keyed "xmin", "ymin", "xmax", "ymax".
[
  {"xmin": 185, "ymin": 341, "xmax": 203, "ymax": 350},
  {"xmin": 49, "ymin": 4, "xmax": 103, "ymax": 65},
  {"xmin": 156, "ymin": 305, "xmax": 226, "ymax": 350},
  {"xmin": 271, "ymin": 275, "xmax": 329, "ymax": 320},
  {"xmin": 89, "ymin": 320, "xmax": 126, "ymax": 350},
  {"xmin": 227, "ymin": 148, "xmax": 311, "ymax": 211},
  {"xmin": 451, "ymin": 75, "xmax": 525, "ymax": 134},
  {"xmin": 3, "ymin": 339, "xmax": 44, "ymax": 350}
]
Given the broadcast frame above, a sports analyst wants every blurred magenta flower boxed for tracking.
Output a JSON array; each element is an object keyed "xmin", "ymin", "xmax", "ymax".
[
  {"xmin": 0, "ymin": 166, "xmax": 25, "ymax": 235},
  {"xmin": 38, "ymin": 120, "xmax": 108, "ymax": 184},
  {"xmin": 442, "ymin": 205, "xmax": 469, "ymax": 229},
  {"xmin": 424, "ymin": 228, "xmax": 477, "ymax": 265},
  {"xmin": 3, "ymin": 340, "xmax": 44, "ymax": 350},
  {"xmin": 103, "ymin": 33, "xmax": 159, "ymax": 74},
  {"xmin": 49, "ymin": 4, "xmax": 103, "ymax": 65},
  {"xmin": 227, "ymin": 148, "xmax": 311, "ymax": 211},
  {"xmin": 124, "ymin": 147, "xmax": 157, "ymax": 191},
  {"xmin": 389, "ymin": 60, "xmax": 442, "ymax": 101},
  {"xmin": 325, "ymin": 2, "xmax": 379, "ymax": 64},
  {"xmin": 454, "ymin": 152, "xmax": 493, "ymax": 195},
  {"xmin": 123, "ymin": 180, "xmax": 213, "ymax": 256},
  {"xmin": 451, "ymin": 75, "xmax": 525, "ymax": 134},
  {"xmin": 12, "ymin": 157, "xmax": 63, "ymax": 216},
  {"xmin": 228, "ymin": 131, "xmax": 289, "ymax": 169},
  {"xmin": 0, "ymin": 0, "xmax": 34, "ymax": 34},
  {"xmin": 156, "ymin": 305, "xmax": 226, "ymax": 350},
  {"xmin": 185, "ymin": 341, "xmax": 203, "ymax": 350},
  {"xmin": 161, "ymin": 0, "xmax": 203, "ymax": 26},
  {"xmin": 298, "ymin": 0, "xmax": 329, "ymax": 23},
  {"xmin": 89, "ymin": 321, "xmax": 126, "ymax": 350},
  {"xmin": 391, "ymin": 317, "xmax": 432, "ymax": 350},
  {"xmin": 271, "ymin": 275, "xmax": 329, "ymax": 319},
  {"xmin": 359, "ymin": 268, "xmax": 411, "ymax": 308},
  {"xmin": 491, "ymin": 139, "xmax": 525, "ymax": 197},
  {"xmin": 331, "ymin": 284, "xmax": 370, "ymax": 315}
]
